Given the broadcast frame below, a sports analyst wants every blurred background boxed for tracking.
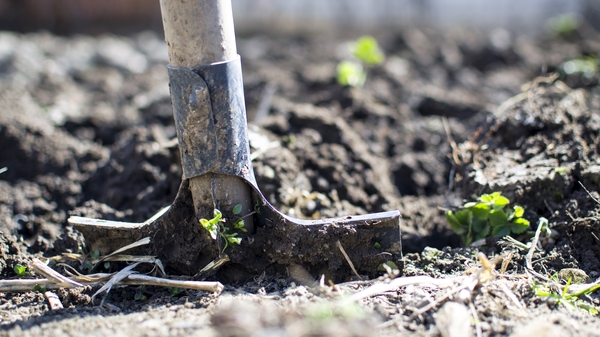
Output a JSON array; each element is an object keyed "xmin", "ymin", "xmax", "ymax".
[{"xmin": 0, "ymin": 0, "xmax": 597, "ymax": 36}]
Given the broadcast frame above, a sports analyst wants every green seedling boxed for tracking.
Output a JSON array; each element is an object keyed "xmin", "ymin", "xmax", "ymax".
[
  {"xmin": 555, "ymin": 167, "xmax": 567, "ymax": 174},
  {"xmin": 337, "ymin": 36, "xmax": 385, "ymax": 87},
  {"xmin": 377, "ymin": 260, "xmax": 399, "ymax": 272},
  {"xmin": 337, "ymin": 61, "xmax": 366, "ymax": 87},
  {"xmin": 199, "ymin": 207, "xmax": 245, "ymax": 253},
  {"xmin": 560, "ymin": 56, "xmax": 598, "ymax": 79},
  {"xmin": 13, "ymin": 264, "xmax": 28, "ymax": 277},
  {"xmin": 533, "ymin": 277, "xmax": 600, "ymax": 315},
  {"xmin": 134, "ymin": 285, "xmax": 148, "ymax": 301},
  {"xmin": 84, "ymin": 249, "xmax": 101, "ymax": 271},
  {"xmin": 33, "ymin": 284, "xmax": 47, "ymax": 293},
  {"xmin": 168, "ymin": 287, "xmax": 184, "ymax": 297},
  {"xmin": 547, "ymin": 13, "xmax": 579, "ymax": 36},
  {"xmin": 352, "ymin": 36, "xmax": 385, "ymax": 66},
  {"xmin": 446, "ymin": 191, "xmax": 530, "ymax": 246}
]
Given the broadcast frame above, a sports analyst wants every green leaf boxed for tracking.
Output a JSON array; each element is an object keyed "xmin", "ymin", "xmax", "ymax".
[
  {"xmin": 200, "ymin": 218, "xmax": 218, "ymax": 240},
  {"xmin": 512, "ymin": 205, "xmax": 525, "ymax": 218},
  {"xmin": 213, "ymin": 209, "xmax": 222, "ymax": 220},
  {"xmin": 352, "ymin": 36, "xmax": 385, "ymax": 66},
  {"xmin": 232, "ymin": 204, "xmax": 243, "ymax": 215},
  {"xmin": 446, "ymin": 210, "xmax": 467, "ymax": 235},
  {"xmin": 472, "ymin": 218, "xmax": 490, "ymax": 236},
  {"xmin": 90, "ymin": 249, "xmax": 100, "ymax": 260},
  {"xmin": 234, "ymin": 218, "xmax": 245, "ymax": 229},
  {"xmin": 227, "ymin": 236, "xmax": 242, "ymax": 246},
  {"xmin": 14, "ymin": 264, "xmax": 27, "ymax": 276},
  {"xmin": 471, "ymin": 203, "xmax": 491, "ymax": 220},
  {"xmin": 373, "ymin": 242, "xmax": 381, "ymax": 249},
  {"xmin": 33, "ymin": 284, "xmax": 46, "ymax": 293},
  {"xmin": 337, "ymin": 61, "xmax": 366, "ymax": 87},
  {"xmin": 492, "ymin": 224, "xmax": 510, "ymax": 237},
  {"xmin": 489, "ymin": 209, "xmax": 508, "ymax": 227},
  {"xmin": 510, "ymin": 217, "xmax": 530, "ymax": 234},
  {"xmin": 492, "ymin": 195, "xmax": 510, "ymax": 209},
  {"xmin": 479, "ymin": 193, "xmax": 495, "ymax": 203},
  {"xmin": 104, "ymin": 262, "xmax": 111, "ymax": 270},
  {"xmin": 463, "ymin": 202, "xmax": 477, "ymax": 208},
  {"xmin": 455, "ymin": 209, "xmax": 472, "ymax": 226}
]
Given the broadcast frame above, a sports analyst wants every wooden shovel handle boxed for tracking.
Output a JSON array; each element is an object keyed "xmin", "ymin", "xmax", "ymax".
[{"xmin": 159, "ymin": 0, "xmax": 237, "ymax": 67}]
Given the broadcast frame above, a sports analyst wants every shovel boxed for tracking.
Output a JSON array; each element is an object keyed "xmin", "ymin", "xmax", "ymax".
[{"xmin": 68, "ymin": 0, "xmax": 401, "ymax": 281}]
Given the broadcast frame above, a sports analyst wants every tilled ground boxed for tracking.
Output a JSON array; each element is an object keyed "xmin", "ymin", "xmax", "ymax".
[{"xmin": 1, "ymin": 25, "xmax": 600, "ymax": 336}]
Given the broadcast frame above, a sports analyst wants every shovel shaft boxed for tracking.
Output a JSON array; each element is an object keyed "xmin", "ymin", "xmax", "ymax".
[
  {"xmin": 159, "ymin": 0, "xmax": 237, "ymax": 66},
  {"xmin": 159, "ymin": 0, "xmax": 255, "ymax": 233}
]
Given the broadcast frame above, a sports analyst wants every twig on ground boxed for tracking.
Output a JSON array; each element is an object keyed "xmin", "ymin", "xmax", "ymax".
[
  {"xmin": 194, "ymin": 255, "xmax": 230, "ymax": 280},
  {"xmin": 345, "ymin": 275, "xmax": 459, "ymax": 303},
  {"xmin": 499, "ymin": 281, "xmax": 527, "ymax": 313},
  {"xmin": 336, "ymin": 240, "xmax": 361, "ymax": 280},
  {"xmin": 525, "ymin": 219, "xmax": 548, "ymax": 282},
  {"xmin": 30, "ymin": 258, "xmax": 83, "ymax": 289},
  {"xmin": 92, "ymin": 263, "xmax": 140, "ymax": 306},
  {"xmin": 579, "ymin": 181, "xmax": 600, "ymax": 205},
  {"xmin": 408, "ymin": 278, "xmax": 479, "ymax": 320},
  {"xmin": 500, "ymin": 251, "xmax": 514, "ymax": 275},
  {"xmin": 468, "ymin": 302, "xmax": 482, "ymax": 337},
  {"xmin": 0, "ymin": 271, "xmax": 224, "ymax": 294},
  {"xmin": 442, "ymin": 116, "xmax": 461, "ymax": 166},
  {"xmin": 101, "ymin": 237, "xmax": 151, "ymax": 261},
  {"xmin": 44, "ymin": 291, "xmax": 64, "ymax": 310}
]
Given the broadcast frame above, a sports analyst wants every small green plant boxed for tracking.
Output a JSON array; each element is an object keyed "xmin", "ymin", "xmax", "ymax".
[
  {"xmin": 377, "ymin": 260, "xmax": 399, "ymax": 272},
  {"xmin": 352, "ymin": 36, "xmax": 385, "ymax": 66},
  {"xmin": 547, "ymin": 13, "xmax": 579, "ymax": 36},
  {"xmin": 337, "ymin": 36, "xmax": 385, "ymax": 87},
  {"xmin": 446, "ymin": 192, "xmax": 530, "ymax": 246},
  {"xmin": 168, "ymin": 287, "xmax": 183, "ymax": 297},
  {"xmin": 199, "ymin": 207, "xmax": 245, "ymax": 253},
  {"xmin": 337, "ymin": 61, "xmax": 366, "ymax": 87},
  {"xmin": 134, "ymin": 286, "xmax": 147, "ymax": 301},
  {"xmin": 560, "ymin": 56, "xmax": 598, "ymax": 79},
  {"xmin": 13, "ymin": 264, "xmax": 29, "ymax": 277},
  {"xmin": 533, "ymin": 277, "xmax": 599, "ymax": 315},
  {"xmin": 84, "ymin": 249, "xmax": 101, "ymax": 271},
  {"xmin": 33, "ymin": 284, "xmax": 47, "ymax": 293}
]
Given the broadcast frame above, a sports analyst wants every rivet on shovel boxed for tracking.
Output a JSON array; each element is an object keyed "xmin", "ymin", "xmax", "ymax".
[{"xmin": 68, "ymin": 0, "xmax": 402, "ymax": 280}]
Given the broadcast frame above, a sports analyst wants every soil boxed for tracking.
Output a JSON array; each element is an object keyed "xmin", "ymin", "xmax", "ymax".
[{"xmin": 2, "ymin": 23, "xmax": 600, "ymax": 336}]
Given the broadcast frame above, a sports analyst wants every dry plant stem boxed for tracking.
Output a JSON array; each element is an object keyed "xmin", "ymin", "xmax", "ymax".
[
  {"xmin": 500, "ymin": 251, "xmax": 514, "ymax": 275},
  {"xmin": 579, "ymin": 181, "xmax": 600, "ymax": 205},
  {"xmin": 525, "ymin": 221, "xmax": 548, "ymax": 281},
  {"xmin": 0, "ymin": 274, "xmax": 224, "ymax": 293},
  {"xmin": 98, "ymin": 237, "xmax": 151, "ymax": 264},
  {"xmin": 30, "ymin": 258, "xmax": 83, "ymax": 289},
  {"xmin": 93, "ymin": 263, "xmax": 140, "ymax": 305},
  {"xmin": 345, "ymin": 275, "xmax": 460, "ymax": 303},
  {"xmin": 499, "ymin": 281, "xmax": 527, "ymax": 314},
  {"xmin": 469, "ymin": 302, "xmax": 482, "ymax": 337},
  {"xmin": 120, "ymin": 274, "xmax": 224, "ymax": 293},
  {"xmin": 336, "ymin": 240, "xmax": 361, "ymax": 280},
  {"xmin": 44, "ymin": 291, "xmax": 64, "ymax": 311},
  {"xmin": 408, "ymin": 278, "xmax": 479, "ymax": 320}
]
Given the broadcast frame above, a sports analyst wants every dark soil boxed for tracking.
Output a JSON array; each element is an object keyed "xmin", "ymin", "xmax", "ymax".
[{"xmin": 2, "ymin": 24, "xmax": 600, "ymax": 336}]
